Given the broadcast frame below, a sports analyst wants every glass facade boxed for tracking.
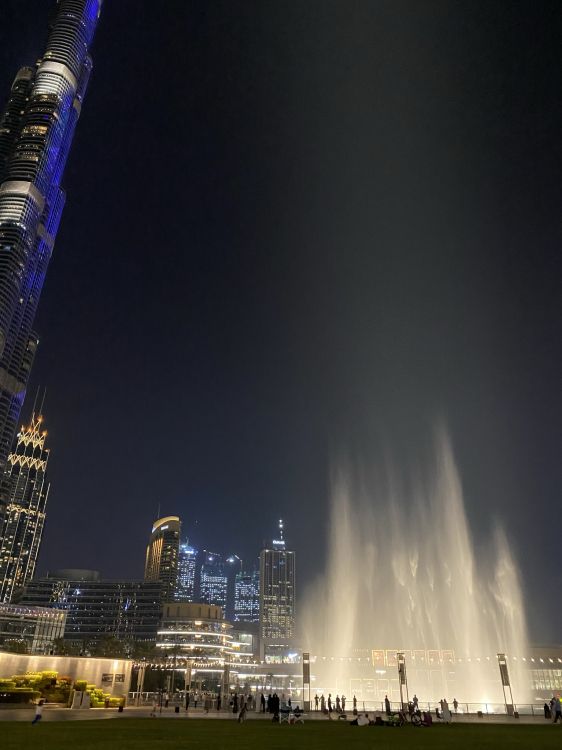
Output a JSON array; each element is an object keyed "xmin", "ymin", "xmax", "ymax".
[
  {"xmin": 144, "ymin": 516, "xmax": 180, "ymax": 600},
  {"xmin": 259, "ymin": 528, "xmax": 296, "ymax": 649},
  {"xmin": 175, "ymin": 543, "xmax": 197, "ymax": 602},
  {"xmin": 0, "ymin": 1, "xmax": 102, "ymax": 524},
  {"xmin": 20, "ymin": 571, "xmax": 163, "ymax": 652},
  {"xmin": 199, "ymin": 553, "xmax": 228, "ymax": 611},
  {"xmin": 234, "ymin": 569, "xmax": 260, "ymax": 623},
  {"xmin": 0, "ymin": 413, "xmax": 50, "ymax": 602},
  {"xmin": 0, "ymin": 602, "xmax": 65, "ymax": 654}
]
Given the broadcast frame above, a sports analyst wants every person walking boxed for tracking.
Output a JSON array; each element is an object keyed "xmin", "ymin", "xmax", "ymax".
[
  {"xmin": 31, "ymin": 698, "xmax": 44, "ymax": 724},
  {"xmin": 233, "ymin": 693, "xmax": 239, "ymax": 714},
  {"xmin": 217, "ymin": 694, "xmax": 222, "ymax": 712},
  {"xmin": 413, "ymin": 694, "xmax": 419, "ymax": 709},
  {"xmin": 453, "ymin": 698, "xmax": 458, "ymax": 713},
  {"xmin": 384, "ymin": 695, "xmax": 391, "ymax": 716},
  {"xmin": 543, "ymin": 701, "xmax": 550, "ymax": 719},
  {"xmin": 150, "ymin": 696, "xmax": 158, "ymax": 718}
]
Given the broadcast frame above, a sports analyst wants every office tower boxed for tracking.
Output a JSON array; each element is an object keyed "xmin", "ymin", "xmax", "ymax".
[
  {"xmin": 21, "ymin": 569, "xmax": 163, "ymax": 652},
  {"xmin": 175, "ymin": 542, "xmax": 197, "ymax": 602},
  {"xmin": 225, "ymin": 553, "xmax": 242, "ymax": 622},
  {"xmin": 199, "ymin": 551, "xmax": 228, "ymax": 611},
  {"xmin": 259, "ymin": 519, "xmax": 296, "ymax": 655},
  {"xmin": 0, "ymin": 1, "xmax": 102, "ymax": 524},
  {"xmin": 0, "ymin": 411, "xmax": 50, "ymax": 602},
  {"xmin": 144, "ymin": 516, "xmax": 180, "ymax": 600},
  {"xmin": 234, "ymin": 568, "xmax": 260, "ymax": 623}
]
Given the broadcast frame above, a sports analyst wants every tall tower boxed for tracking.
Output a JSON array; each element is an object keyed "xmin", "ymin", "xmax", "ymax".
[
  {"xmin": 0, "ymin": 411, "xmax": 50, "ymax": 602},
  {"xmin": 259, "ymin": 519, "xmax": 296, "ymax": 658},
  {"xmin": 144, "ymin": 516, "xmax": 180, "ymax": 601},
  {"xmin": 234, "ymin": 568, "xmax": 260, "ymax": 623},
  {"xmin": 175, "ymin": 542, "xmax": 198, "ymax": 602},
  {"xmin": 0, "ymin": 1, "xmax": 102, "ymax": 524}
]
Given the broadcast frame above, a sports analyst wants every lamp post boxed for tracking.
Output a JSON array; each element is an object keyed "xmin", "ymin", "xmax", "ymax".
[
  {"xmin": 397, "ymin": 652, "xmax": 409, "ymax": 710},
  {"xmin": 497, "ymin": 653, "xmax": 515, "ymax": 716},
  {"xmin": 302, "ymin": 652, "xmax": 311, "ymax": 711}
]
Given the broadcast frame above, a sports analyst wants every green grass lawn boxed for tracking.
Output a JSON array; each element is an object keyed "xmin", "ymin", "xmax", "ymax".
[{"xmin": 3, "ymin": 719, "xmax": 562, "ymax": 750}]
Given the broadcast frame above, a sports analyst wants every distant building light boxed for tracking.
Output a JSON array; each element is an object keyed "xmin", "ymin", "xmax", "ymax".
[{"xmin": 272, "ymin": 539, "xmax": 285, "ymax": 546}]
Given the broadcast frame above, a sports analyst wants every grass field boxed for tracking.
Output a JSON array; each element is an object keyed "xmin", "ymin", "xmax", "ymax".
[{"xmin": 3, "ymin": 718, "xmax": 562, "ymax": 750}]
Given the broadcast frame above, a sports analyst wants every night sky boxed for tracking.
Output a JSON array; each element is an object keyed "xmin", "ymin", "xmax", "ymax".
[{"xmin": 1, "ymin": 2, "xmax": 560, "ymax": 640}]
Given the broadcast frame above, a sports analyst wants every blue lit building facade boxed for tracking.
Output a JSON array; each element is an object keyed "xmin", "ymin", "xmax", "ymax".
[
  {"xmin": 234, "ymin": 569, "xmax": 260, "ymax": 623},
  {"xmin": 175, "ymin": 542, "xmax": 198, "ymax": 602},
  {"xmin": 0, "ymin": 0, "xmax": 102, "ymax": 525}
]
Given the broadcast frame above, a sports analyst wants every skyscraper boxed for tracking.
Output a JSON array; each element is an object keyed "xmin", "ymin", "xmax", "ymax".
[
  {"xmin": 199, "ymin": 551, "xmax": 228, "ymax": 611},
  {"xmin": 259, "ymin": 519, "xmax": 296, "ymax": 657},
  {"xmin": 175, "ymin": 542, "xmax": 197, "ymax": 602},
  {"xmin": 0, "ymin": 411, "xmax": 50, "ymax": 602},
  {"xmin": 0, "ymin": 0, "xmax": 102, "ymax": 524},
  {"xmin": 234, "ymin": 569, "xmax": 260, "ymax": 623},
  {"xmin": 144, "ymin": 516, "xmax": 180, "ymax": 601}
]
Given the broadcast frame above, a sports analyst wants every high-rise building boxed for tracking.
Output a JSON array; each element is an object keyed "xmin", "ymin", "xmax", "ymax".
[
  {"xmin": 259, "ymin": 519, "xmax": 296, "ymax": 656},
  {"xmin": 234, "ymin": 569, "xmax": 260, "ymax": 623},
  {"xmin": 144, "ymin": 516, "xmax": 180, "ymax": 600},
  {"xmin": 199, "ymin": 551, "xmax": 228, "ymax": 611},
  {"xmin": 20, "ymin": 569, "xmax": 163, "ymax": 652},
  {"xmin": 0, "ymin": 411, "xmax": 50, "ymax": 602},
  {"xmin": 175, "ymin": 542, "xmax": 197, "ymax": 602},
  {"xmin": 0, "ymin": 1, "xmax": 102, "ymax": 524}
]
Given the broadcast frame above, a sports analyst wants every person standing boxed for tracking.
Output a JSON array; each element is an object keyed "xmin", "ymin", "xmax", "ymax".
[
  {"xmin": 261, "ymin": 692, "xmax": 266, "ymax": 712},
  {"xmin": 336, "ymin": 695, "xmax": 341, "ymax": 712},
  {"xmin": 328, "ymin": 694, "xmax": 332, "ymax": 712},
  {"xmin": 342, "ymin": 695, "xmax": 346, "ymax": 712},
  {"xmin": 314, "ymin": 694, "xmax": 319, "ymax": 711},
  {"xmin": 553, "ymin": 696, "xmax": 562, "ymax": 723},
  {"xmin": 384, "ymin": 695, "xmax": 391, "ymax": 715},
  {"xmin": 217, "ymin": 694, "xmax": 222, "ymax": 712},
  {"xmin": 353, "ymin": 695, "xmax": 357, "ymax": 714},
  {"xmin": 320, "ymin": 694, "xmax": 325, "ymax": 712},
  {"xmin": 453, "ymin": 698, "xmax": 458, "ymax": 713},
  {"xmin": 413, "ymin": 694, "xmax": 418, "ymax": 710},
  {"xmin": 185, "ymin": 692, "xmax": 190, "ymax": 712},
  {"xmin": 31, "ymin": 698, "xmax": 44, "ymax": 724}
]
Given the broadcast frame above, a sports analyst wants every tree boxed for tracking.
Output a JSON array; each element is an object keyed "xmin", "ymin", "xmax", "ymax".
[{"xmin": 92, "ymin": 635, "xmax": 127, "ymax": 658}]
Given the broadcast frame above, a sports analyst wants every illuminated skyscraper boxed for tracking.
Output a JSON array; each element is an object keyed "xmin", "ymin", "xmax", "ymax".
[
  {"xmin": 175, "ymin": 542, "xmax": 197, "ymax": 602},
  {"xmin": 234, "ymin": 569, "xmax": 260, "ymax": 623},
  {"xmin": 259, "ymin": 520, "xmax": 296, "ymax": 656},
  {"xmin": 144, "ymin": 516, "xmax": 180, "ymax": 600},
  {"xmin": 199, "ymin": 551, "xmax": 228, "ymax": 611},
  {"xmin": 0, "ymin": 0, "xmax": 102, "ymax": 525},
  {"xmin": 0, "ymin": 411, "xmax": 49, "ymax": 602}
]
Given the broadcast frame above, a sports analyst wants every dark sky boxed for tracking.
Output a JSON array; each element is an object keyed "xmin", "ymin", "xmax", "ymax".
[{"xmin": 2, "ymin": 2, "xmax": 560, "ymax": 640}]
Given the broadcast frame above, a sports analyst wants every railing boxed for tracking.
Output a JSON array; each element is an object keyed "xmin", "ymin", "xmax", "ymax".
[{"xmin": 126, "ymin": 692, "xmax": 545, "ymax": 717}]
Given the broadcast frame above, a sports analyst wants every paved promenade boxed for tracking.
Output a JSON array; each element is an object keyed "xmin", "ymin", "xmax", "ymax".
[{"xmin": 0, "ymin": 705, "xmax": 553, "ymax": 724}]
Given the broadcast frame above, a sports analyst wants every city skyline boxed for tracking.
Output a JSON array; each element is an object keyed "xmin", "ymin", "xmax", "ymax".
[{"xmin": 0, "ymin": 0, "xmax": 560, "ymax": 644}]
